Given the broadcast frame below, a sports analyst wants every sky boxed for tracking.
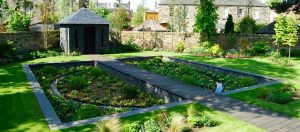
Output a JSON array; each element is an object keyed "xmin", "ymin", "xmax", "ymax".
[{"xmin": 98, "ymin": 0, "xmax": 268, "ymax": 12}]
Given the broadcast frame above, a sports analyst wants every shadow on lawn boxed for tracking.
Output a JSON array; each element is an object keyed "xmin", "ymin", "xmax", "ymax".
[{"xmin": 178, "ymin": 55, "xmax": 297, "ymax": 80}]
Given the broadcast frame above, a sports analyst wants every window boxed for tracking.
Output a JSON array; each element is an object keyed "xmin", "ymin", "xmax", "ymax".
[
  {"xmin": 75, "ymin": 29, "xmax": 78, "ymax": 48},
  {"xmin": 224, "ymin": 8, "xmax": 229, "ymax": 19},
  {"xmin": 253, "ymin": 9, "xmax": 260, "ymax": 20},
  {"xmin": 238, "ymin": 8, "xmax": 244, "ymax": 18}
]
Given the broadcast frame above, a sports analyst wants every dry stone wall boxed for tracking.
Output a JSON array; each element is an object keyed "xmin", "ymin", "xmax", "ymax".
[{"xmin": 0, "ymin": 31, "xmax": 59, "ymax": 50}]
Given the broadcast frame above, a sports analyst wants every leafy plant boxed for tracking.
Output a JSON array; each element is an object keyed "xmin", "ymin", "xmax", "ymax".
[
  {"xmin": 187, "ymin": 104, "xmax": 198, "ymax": 117},
  {"xmin": 123, "ymin": 122, "xmax": 141, "ymax": 132},
  {"xmin": 143, "ymin": 119, "xmax": 161, "ymax": 132},
  {"xmin": 175, "ymin": 41, "xmax": 185, "ymax": 53},
  {"xmin": 89, "ymin": 67, "xmax": 104, "ymax": 78},
  {"xmin": 252, "ymin": 41, "xmax": 270, "ymax": 55},
  {"xmin": 239, "ymin": 77, "xmax": 256, "ymax": 87},
  {"xmin": 6, "ymin": 9, "xmax": 31, "ymax": 32},
  {"xmin": 0, "ymin": 40, "xmax": 17, "ymax": 64},
  {"xmin": 121, "ymin": 86, "xmax": 138, "ymax": 99},
  {"xmin": 258, "ymin": 88, "xmax": 272, "ymax": 99},
  {"xmin": 210, "ymin": 44, "xmax": 223, "ymax": 57},
  {"xmin": 268, "ymin": 92, "xmax": 293, "ymax": 104},
  {"xmin": 234, "ymin": 16, "xmax": 259, "ymax": 34},
  {"xmin": 70, "ymin": 90, "xmax": 79, "ymax": 98},
  {"xmin": 41, "ymin": 66, "xmax": 58, "ymax": 76},
  {"xmin": 76, "ymin": 104, "xmax": 102, "ymax": 120},
  {"xmin": 66, "ymin": 76, "xmax": 87, "ymax": 90},
  {"xmin": 187, "ymin": 114, "xmax": 219, "ymax": 128},
  {"xmin": 96, "ymin": 118, "xmax": 122, "ymax": 132}
]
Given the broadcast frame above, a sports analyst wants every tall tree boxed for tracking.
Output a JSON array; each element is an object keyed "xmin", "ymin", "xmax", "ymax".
[
  {"xmin": 173, "ymin": 3, "xmax": 187, "ymax": 32},
  {"xmin": 131, "ymin": 5, "xmax": 147, "ymax": 26},
  {"xmin": 39, "ymin": 0, "xmax": 56, "ymax": 49},
  {"xmin": 107, "ymin": 6, "xmax": 129, "ymax": 31},
  {"xmin": 225, "ymin": 14, "xmax": 234, "ymax": 33},
  {"xmin": 273, "ymin": 14, "xmax": 299, "ymax": 62},
  {"xmin": 267, "ymin": 0, "xmax": 300, "ymax": 14},
  {"xmin": 194, "ymin": 0, "xmax": 218, "ymax": 41},
  {"xmin": 235, "ymin": 16, "xmax": 258, "ymax": 34}
]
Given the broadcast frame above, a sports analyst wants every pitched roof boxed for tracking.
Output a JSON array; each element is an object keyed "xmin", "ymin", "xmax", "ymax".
[
  {"xmin": 58, "ymin": 8, "xmax": 110, "ymax": 25},
  {"xmin": 256, "ymin": 21, "xmax": 276, "ymax": 34},
  {"xmin": 159, "ymin": 0, "xmax": 268, "ymax": 7},
  {"xmin": 133, "ymin": 20, "xmax": 168, "ymax": 32}
]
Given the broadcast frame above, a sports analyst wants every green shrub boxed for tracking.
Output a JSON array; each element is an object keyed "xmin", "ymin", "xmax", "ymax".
[
  {"xmin": 143, "ymin": 119, "xmax": 161, "ymax": 132},
  {"xmin": 268, "ymin": 92, "xmax": 293, "ymax": 104},
  {"xmin": 121, "ymin": 86, "xmax": 138, "ymax": 99},
  {"xmin": 76, "ymin": 104, "xmax": 102, "ymax": 120},
  {"xmin": 67, "ymin": 76, "xmax": 87, "ymax": 90},
  {"xmin": 281, "ymin": 84, "xmax": 297, "ymax": 95},
  {"xmin": 210, "ymin": 44, "xmax": 223, "ymax": 57},
  {"xmin": 70, "ymin": 90, "xmax": 79, "ymax": 98},
  {"xmin": 0, "ymin": 40, "xmax": 17, "ymax": 64},
  {"xmin": 258, "ymin": 89, "xmax": 272, "ymax": 99},
  {"xmin": 181, "ymin": 75, "xmax": 196, "ymax": 85},
  {"xmin": 89, "ymin": 67, "xmax": 104, "ymax": 77},
  {"xmin": 187, "ymin": 114, "xmax": 218, "ymax": 128},
  {"xmin": 41, "ymin": 66, "xmax": 58, "ymax": 76},
  {"xmin": 123, "ymin": 122, "xmax": 141, "ymax": 132},
  {"xmin": 234, "ymin": 16, "xmax": 259, "ymax": 34},
  {"xmin": 239, "ymin": 77, "xmax": 256, "ymax": 87},
  {"xmin": 175, "ymin": 41, "xmax": 185, "ymax": 53},
  {"xmin": 169, "ymin": 114, "xmax": 189, "ymax": 132},
  {"xmin": 6, "ymin": 10, "xmax": 31, "ymax": 32},
  {"xmin": 252, "ymin": 41, "xmax": 270, "ymax": 55}
]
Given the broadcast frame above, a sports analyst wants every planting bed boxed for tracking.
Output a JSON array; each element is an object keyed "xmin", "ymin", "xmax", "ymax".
[
  {"xmin": 122, "ymin": 56, "xmax": 279, "ymax": 94},
  {"xmin": 25, "ymin": 60, "xmax": 186, "ymax": 130}
]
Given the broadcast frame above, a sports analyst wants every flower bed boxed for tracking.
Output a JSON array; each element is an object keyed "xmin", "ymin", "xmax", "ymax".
[
  {"xmin": 127, "ymin": 57, "xmax": 257, "ymax": 92},
  {"xmin": 32, "ymin": 66, "xmax": 165, "ymax": 122}
]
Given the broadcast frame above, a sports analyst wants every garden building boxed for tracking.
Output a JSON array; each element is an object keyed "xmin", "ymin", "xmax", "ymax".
[{"xmin": 58, "ymin": 8, "xmax": 110, "ymax": 54}]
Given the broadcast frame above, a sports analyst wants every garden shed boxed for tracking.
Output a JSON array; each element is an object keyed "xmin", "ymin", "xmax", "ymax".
[{"xmin": 58, "ymin": 8, "xmax": 110, "ymax": 54}]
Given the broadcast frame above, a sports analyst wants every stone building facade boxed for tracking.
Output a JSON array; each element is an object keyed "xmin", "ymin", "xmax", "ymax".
[{"xmin": 158, "ymin": 0, "xmax": 276, "ymax": 32}]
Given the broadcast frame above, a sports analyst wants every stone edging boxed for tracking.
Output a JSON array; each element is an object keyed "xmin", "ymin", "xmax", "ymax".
[{"xmin": 22, "ymin": 62, "xmax": 191, "ymax": 130}]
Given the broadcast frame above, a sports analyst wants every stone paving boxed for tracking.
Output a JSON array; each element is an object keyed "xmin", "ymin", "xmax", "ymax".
[{"xmin": 88, "ymin": 55, "xmax": 300, "ymax": 132}]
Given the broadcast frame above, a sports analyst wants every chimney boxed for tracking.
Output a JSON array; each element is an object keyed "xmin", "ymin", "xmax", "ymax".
[{"xmin": 79, "ymin": 0, "xmax": 89, "ymax": 9}]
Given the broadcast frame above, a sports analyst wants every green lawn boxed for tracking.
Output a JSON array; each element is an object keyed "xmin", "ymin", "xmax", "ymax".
[
  {"xmin": 0, "ymin": 54, "xmax": 262, "ymax": 131},
  {"xmin": 105, "ymin": 51, "xmax": 300, "ymax": 118}
]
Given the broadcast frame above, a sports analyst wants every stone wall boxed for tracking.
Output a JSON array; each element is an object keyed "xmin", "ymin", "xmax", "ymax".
[
  {"xmin": 0, "ymin": 31, "xmax": 60, "ymax": 50},
  {"xmin": 119, "ymin": 31, "xmax": 300, "ymax": 51}
]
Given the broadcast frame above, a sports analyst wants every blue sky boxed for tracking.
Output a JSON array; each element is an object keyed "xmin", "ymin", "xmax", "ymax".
[{"xmin": 98, "ymin": 0, "xmax": 268, "ymax": 12}]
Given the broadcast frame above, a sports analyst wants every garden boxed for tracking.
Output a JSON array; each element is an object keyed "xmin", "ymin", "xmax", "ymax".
[
  {"xmin": 127, "ymin": 57, "xmax": 257, "ymax": 92},
  {"xmin": 32, "ymin": 65, "xmax": 165, "ymax": 122}
]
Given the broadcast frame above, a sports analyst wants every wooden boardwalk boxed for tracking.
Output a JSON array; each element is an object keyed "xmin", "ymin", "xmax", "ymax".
[{"xmin": 89, "ymin": 55, "xmax": 300, "ymax": 132}]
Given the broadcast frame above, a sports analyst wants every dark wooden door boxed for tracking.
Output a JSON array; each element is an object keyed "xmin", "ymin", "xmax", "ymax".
[{"xmin": 84, "ymin": 27, "xmax": 96, "ymax": 54}]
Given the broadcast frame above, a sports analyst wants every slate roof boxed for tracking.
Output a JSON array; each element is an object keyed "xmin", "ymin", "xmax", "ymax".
[
  {"xmin": 58, "ymin": 8, "xmax": 110, "ymax": 25},
  {"xmin": 159, "ymin": 0, "xmax": 268, "ymax": 7},
  {"xmin": 256, "ymin": 21, "xmax": 276, "ymax": 34},
  {"xmin": 133, "ymin": 20, "xmax": 167, "ymax": 32}
]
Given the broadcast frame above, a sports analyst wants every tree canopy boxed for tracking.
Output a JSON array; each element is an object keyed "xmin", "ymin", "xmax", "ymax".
[
  {"xmin": 267, "ymin": 0, "xmax": 300, "ymax": 13},
  {"xmin": 131, "ymin": 5, "xmax": 147, "ymax": 26},
  {"xmin": 225, "ymin": 14, "xmax": 235, "ymax": 33},
  {"xmin": 107, "ymin": 6, "xmax": 129, "ymax": 31},
  {"xmin": 194, "ymin": 0, "xmax": 218, "ymax": 41}
]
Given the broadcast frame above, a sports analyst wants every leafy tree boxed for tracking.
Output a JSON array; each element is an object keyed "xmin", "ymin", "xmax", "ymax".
[
  {"xmin": 174, "ymin": 4, "xmax": 187, "ymax": 32},
  {"xmin": 89, "ymin": 1, "xmax": 111, "ymax": 19},
  {"xmin": 6, "ymin": 9, "xmax": 31, "ymax": 32},
  {"xmin": 107, "ymin": 6, "xmax": 129, "ymax": 31},
  {"xmin": 0, "ymin": 0, "xmax": 6, "ymax": 19},
  {"xmin": 131, "ymin": 5, "xmax": 147, "ymax": 26},
  {"xmin": 55, "ymin": 0, "xmax": 77, "ymax": 20},
  {"xmin": 267, "ymin": 0, "xmax": 299, "ymax": 14},
  {"xmin": 225, "ymin": 14, "xmax": 234, "ymax": 33},
  {"xmin": 194, "ymin": 0, "xmax": 218, "ymax": 41},
  {"xmin": 273, "ymin": 14, "xmax": 299, "ymax": 61},
  {"xmin": 235, "ymin": 16, "xmax": 258, "ymax": 34}
]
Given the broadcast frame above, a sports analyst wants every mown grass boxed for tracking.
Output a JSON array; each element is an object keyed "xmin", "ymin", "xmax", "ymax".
[{"xmin": 0, "ymin": 54, "xmax": 262, "ymax": 131}]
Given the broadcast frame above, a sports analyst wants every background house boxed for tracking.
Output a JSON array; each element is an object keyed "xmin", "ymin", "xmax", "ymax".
[{"xmin": 158, "ymin": 0, "xmax": 276, "ymax": 32}]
